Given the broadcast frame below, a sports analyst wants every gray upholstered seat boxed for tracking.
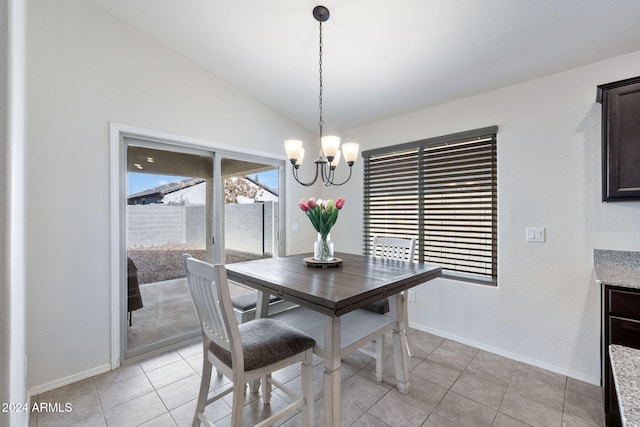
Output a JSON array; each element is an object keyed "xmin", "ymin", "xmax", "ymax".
[
  {"xmin": 210, "ymin": 318, "xmax": 315, "ymax": 371},
  {"xmin": 183, "ymin": 254, "xmax": 315, "ymax": 427},
  {"xmin": 231, "ymin": 289, "xmax": 297, "ymax": 323},
  {"xmin": 231, "ymin": 292, "xmax": 281, "ymax": 312},
  {"xmin": 363, "ymin": 299, "xmax": 389, "ymax": 314},
  {"xmin": 231, "ymin": 291, "xmax": 282, "ymax": 323}
]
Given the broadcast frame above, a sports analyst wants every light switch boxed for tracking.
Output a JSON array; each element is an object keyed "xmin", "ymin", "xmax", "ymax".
[
  {"xmin": 526, "ymin": 227, "xmax": 545, "ymax": 243},
  {"xmin": 291, "ymin": 222, "xmax": 299, "ymax": 232}
]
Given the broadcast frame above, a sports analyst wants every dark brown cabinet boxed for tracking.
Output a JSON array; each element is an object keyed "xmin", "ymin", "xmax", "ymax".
[
  {"xmin": 602, "ymin": 285, "xmax": 640, "ymax": 426},
  {"xmin": 597, "ymin": 76, "xmax": 640, "ymax": 202}
]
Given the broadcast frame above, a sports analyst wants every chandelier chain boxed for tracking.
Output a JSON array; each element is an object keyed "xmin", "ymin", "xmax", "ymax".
[{"xmin": 318, "ymin": 20, "xmax": 324, "ymax": 138}]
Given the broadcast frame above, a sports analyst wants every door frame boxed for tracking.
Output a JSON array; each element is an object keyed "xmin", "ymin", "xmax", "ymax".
[{"xmin": 109, "ymin": 123, "xmax": 286, "ymax": 368}]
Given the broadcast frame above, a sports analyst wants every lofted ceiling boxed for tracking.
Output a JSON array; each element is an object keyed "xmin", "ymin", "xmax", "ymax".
[{"xmin": 91, "ymin": 0, "xmax": 640, "ymax": 132}]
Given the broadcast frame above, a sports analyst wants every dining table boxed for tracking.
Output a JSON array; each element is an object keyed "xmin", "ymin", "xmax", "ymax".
[{"xmin": 225, "ymin": 252, "xmax": 442, "ymax": 426}]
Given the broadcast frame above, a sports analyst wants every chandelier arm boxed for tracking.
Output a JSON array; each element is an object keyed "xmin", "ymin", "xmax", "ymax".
[
  {"xmin": 323, "ymin": 165, "xmax": 353, "ymax": 186},
  {"xmin": 319, "ymin": 163, "xmax": 331, "ymax": 186},
  {"xmin": 292, "ymin": 163, "xmax": 320, "ymax": 187}
]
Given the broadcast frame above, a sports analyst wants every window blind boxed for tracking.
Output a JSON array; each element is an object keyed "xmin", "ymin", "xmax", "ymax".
[{"xmin": 363, "ymin": 127, "xmax": 497, "ymax": 284}]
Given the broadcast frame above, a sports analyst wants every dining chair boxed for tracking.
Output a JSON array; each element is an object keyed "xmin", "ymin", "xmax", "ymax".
[
  {"xmin": 183, "ymin": 254, "xmax": 316, "ymax": 427},
  {"xmin": 363, "ymin": 236, "xmax": 416, "ymax": 381}
]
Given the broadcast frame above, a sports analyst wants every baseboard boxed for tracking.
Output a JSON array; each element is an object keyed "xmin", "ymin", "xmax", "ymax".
[
  {"xmin": 28, "ymin": 363, "xmax": 112, "ymax": 397},
  {"xmin": 409, "ymin": 322, "xmax": 600, "ymax": 386}
]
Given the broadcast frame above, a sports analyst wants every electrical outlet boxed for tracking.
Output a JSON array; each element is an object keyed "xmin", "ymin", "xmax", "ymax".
[{"xmin": 407, "ymin": 290, "xmax": 416, "ymax": 302}]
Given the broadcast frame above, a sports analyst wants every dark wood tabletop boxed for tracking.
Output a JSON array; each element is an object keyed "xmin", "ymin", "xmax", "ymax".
[{"xmin": 225, "ymin": 252, "xmax": 442, "ymax": 317}]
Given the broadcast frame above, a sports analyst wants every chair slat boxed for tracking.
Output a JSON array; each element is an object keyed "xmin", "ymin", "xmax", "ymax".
[{"xmin": 373, "ymin": 236, "xmax": 416, "ymax": 262}]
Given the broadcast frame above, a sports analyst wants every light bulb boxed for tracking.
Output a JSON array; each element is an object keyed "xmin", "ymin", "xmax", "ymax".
[
  {"xmin": 341, "ymin": 142, "xmax": 359, "ymax": 165},
  {"xmin": 330, "ymin": 150, "xmax": 341, "ymax": 168},
  {"xmin": 284, "ymin": 140, "xmax": 304, "ymax": 164},
  {"xmin": 295, "ymin": 148, "xmax": 305, "ymax": 166},
  {"xmin": 321, "ymin": 136, "xmax": 340, "ymax": 161}
]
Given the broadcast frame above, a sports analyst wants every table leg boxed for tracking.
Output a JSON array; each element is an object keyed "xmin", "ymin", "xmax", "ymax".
[
  {"xmin": 323, "ymin": 315, "xmax": 341, "ymax": 427},
  {"xmin": 389, "ymin": 294, "xmax": 410, "ymax": 394},
  {"xmin": 255, "ymin": 290, "xmax": 269, "ymax": 318}
]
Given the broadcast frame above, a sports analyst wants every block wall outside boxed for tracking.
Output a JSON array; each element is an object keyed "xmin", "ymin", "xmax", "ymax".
[
  {"xmin": 127, "ymin": 202, "xmax": 276, "ymax": 254},
  {"xmin": 225, "ymin": 202, "xmax": 276, "ymax": 255},
  {"xmin": 127, "ymin": 204, "xmax": 185, "ymax": 248},
  {"xmin": 185, "ymin": 205, "xmax": 205, "ymax": 247}
]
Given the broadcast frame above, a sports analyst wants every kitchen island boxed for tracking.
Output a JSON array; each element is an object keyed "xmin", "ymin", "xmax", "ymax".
[{"xmin": 609, "ymin": 345, "xmax": 640, "ymax": 427}]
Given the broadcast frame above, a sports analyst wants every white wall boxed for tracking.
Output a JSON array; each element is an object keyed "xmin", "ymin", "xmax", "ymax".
[
  {"xmin": 26, "ymin": 0, "xmax": 317, "ymax": 393},
  {"xmin": 333, "ymin": 50, "xmax": 640, "ymax": 384}
]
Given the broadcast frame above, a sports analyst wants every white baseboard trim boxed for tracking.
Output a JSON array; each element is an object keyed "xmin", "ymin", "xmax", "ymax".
[
  {"xmin": 28, "ymin": 363, "xmax": 112, "ymax": 397},
  {"xmin": 409, "ymin": 322, "xmax": 600, "ymax": 386}
]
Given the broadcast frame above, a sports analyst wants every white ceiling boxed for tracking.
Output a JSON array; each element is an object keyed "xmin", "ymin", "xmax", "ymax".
[{"xmin": 91, "ymin": 0, "xmax": 640, "ymax": 132}]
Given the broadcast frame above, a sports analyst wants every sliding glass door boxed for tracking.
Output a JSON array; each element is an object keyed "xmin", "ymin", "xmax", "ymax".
[
  {"xmin": 125, "ymin": 140, "xmax": 213, "ymax": 357},
  {"xmin": 121, "ymin": 137, "xmax": 284, "ymax": 359}
]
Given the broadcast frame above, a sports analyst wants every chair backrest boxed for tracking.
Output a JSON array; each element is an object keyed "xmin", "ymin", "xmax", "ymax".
[
  {"xmin": 183, "ymin": 254, "xmax": 243, "ymax": 369},
  {"xmin": 372, "ymin": 236, "xmax": 416, "ymax": 262}
]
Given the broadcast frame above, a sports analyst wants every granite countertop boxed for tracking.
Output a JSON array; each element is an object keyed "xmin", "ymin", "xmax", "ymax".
[
  {"xmin": 594, "ymin": 249, "xmax": 640, "ymax": 289},
  {"xmin": 609, "ymin": 345, "xmax": 640, "ymax": 427}
]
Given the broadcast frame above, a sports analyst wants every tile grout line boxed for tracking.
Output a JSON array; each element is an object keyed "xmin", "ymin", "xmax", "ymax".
[
  {"xmin": 165, "ymin": 344, "xmax": 200, "ymax": 426},
  {"xmin": 141, "ymin": 358, "xmax": 179, "ymax": 425},
  {"xmin": 492, "ymin": 362, "xmax": 523, "ymax": 427},
  {"xmin": 91, "ymin": 376, "xmax": 109, "ymax": 427}
]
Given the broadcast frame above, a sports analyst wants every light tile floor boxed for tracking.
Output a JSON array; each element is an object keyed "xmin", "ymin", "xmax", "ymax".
[{"xmin": 29, "ymin": 330, "xmax": 605, "ymax": 426}]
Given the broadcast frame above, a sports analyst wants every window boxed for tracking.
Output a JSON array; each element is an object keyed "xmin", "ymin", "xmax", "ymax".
[{"xmin": 363, "ymin": 126, "xmax": 498, "ymax": 285}]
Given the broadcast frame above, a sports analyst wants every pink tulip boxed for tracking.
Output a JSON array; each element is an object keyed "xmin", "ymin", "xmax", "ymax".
[
  {"xmin": 298, "ymin": 200, "xmax": 310, "ymax": 212},
  {"xmin": 335, "ymin": 197, "xmax": 345, "ymax": 209},
  {"xmin": 308, "ymin": 198, "xmax": 318, "ymax": 209}
]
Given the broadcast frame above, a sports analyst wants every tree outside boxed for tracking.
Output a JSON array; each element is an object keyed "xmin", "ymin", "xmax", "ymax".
[{"xmin": 224, "ymin": 176, "xmax": 259, "ymax": 204}]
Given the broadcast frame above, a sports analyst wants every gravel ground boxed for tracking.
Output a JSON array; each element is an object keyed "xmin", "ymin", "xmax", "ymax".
[{"xmin": 128, "ymin": 243, "xmax": 262, "ymax": 284}]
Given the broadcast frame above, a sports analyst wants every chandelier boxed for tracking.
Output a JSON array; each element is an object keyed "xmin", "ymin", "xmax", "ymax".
[{"xmin": 284, "ymin": 5, "xmax": 359, "ymax": 187}]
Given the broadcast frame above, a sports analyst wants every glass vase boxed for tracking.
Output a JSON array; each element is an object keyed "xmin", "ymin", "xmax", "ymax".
[{"xmin": 314, "ymin": 232, "xmax": 334, "ymax": 261}]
